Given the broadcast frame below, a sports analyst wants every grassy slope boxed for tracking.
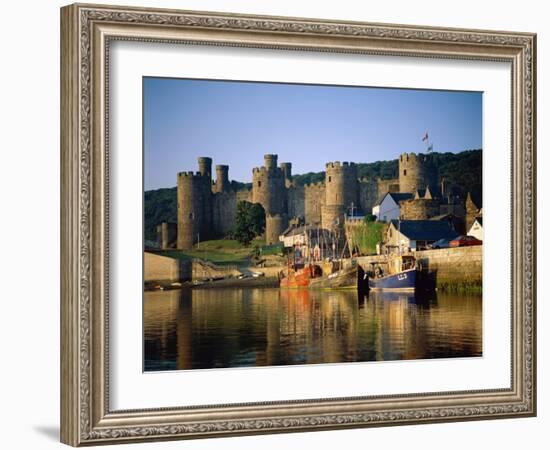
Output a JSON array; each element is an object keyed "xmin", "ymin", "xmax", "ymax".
[
  {"xmin": 349, "ymin": 222, "xmax": 387, "ymax": 255},
  {"xmin": 158, "ymin": 238, "xmax": 282, "ymax": 266}
]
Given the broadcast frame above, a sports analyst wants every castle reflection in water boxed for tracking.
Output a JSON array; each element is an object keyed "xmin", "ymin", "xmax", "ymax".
[{"xmin": 144, "ymin": 288, "xmax": 482, "ymax": 371}]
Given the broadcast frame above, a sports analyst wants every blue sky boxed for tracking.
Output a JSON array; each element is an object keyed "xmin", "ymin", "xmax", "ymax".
[{"xmin": 144, "ymin": 77, "xmax": 482, "ymax": 190}]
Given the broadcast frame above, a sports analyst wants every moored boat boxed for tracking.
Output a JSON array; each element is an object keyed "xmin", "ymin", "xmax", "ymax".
[
  {"xmin": 280, "ymin": 263, "xmax": 322, "ymax": 288},
  {"xmin": 309, "ymin": 265, "xmax": 358, "ymax": 289},
  {"xmin": 368, "ymin": 254, "xmax": 417, "ymax": 291}
]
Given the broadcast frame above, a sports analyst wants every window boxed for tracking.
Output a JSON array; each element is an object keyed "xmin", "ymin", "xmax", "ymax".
[
  {"xmin": 328, "ymin": 176, "xmax": 331, "ymax": 182},
  {"xmin": 258, "ymin": 181, "xmax": 261, "ymax": 187},
  {"xmin": 403, "ymin": 169, "xmax": 407, "ymax": 176}
]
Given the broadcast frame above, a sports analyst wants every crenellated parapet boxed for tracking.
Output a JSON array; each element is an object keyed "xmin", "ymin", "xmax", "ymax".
[{"xmin": 325, "ymin": 161, "xmax": 357, "ymax": 170}]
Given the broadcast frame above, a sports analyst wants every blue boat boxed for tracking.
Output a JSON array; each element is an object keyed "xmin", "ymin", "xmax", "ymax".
[{"xmin": 368, "ymin": 255, "xmax": 417, "ymax": 291}]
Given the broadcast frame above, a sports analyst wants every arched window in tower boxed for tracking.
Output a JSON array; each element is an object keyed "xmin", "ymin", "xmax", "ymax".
[
  {"xmin": 328, "ymin": 176, "xmax": 331, "ymax": 182},
  {"xmin": 403, "ymin": 169, "xmax": 407, "ymax": 176},
  {"xmin": 258, "ymin": 181, "xmax": 261, "ymax": 187}
]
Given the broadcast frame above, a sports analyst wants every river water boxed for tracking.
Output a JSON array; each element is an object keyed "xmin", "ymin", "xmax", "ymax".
[{"xmin": 144, "ymin": 287, "xmax": 482, "ymax": 371}]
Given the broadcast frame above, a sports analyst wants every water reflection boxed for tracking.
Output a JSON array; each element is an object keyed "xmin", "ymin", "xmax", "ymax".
[{"xmin": 144, "ymin": 288, "xmax": 482, "ymax": 371}]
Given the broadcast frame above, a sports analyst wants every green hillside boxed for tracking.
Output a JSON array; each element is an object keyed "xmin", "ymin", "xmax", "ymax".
[{"xmin": 144, "ymin": 149, "xmax": 482, "ymax": 241}]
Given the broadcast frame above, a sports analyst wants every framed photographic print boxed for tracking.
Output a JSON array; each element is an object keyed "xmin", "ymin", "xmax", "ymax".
[{"xmin": 60, "ymin": 3, "xmax": 536, "ymax": 446}]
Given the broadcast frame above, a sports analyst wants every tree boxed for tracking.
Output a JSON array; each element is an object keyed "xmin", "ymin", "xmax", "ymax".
[{"xmin": 234, "ymin": 201, "xmax": 266, "ymax": 246}]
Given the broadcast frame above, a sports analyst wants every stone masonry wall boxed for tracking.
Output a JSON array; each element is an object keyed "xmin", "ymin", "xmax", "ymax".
[
  {"xmin": 356, "ymin": 245, "xmax": 482, "ymax": 288},
  {"xmin": 400, "ymin": 198, "xmax": 441, "ymax": 220},
  {"xmin": 304, "ymin": 183, "xmax": 325, "ymax": 224},
  {"xmin": 144, "ymin": 252, "xmax": 186, "ymax": 282},
  {"xmin": 145, "ymin": 252, "xmax": 241, "ymax": 282},
  {"xmin": 287, "ymin": 185, "xmax": 305, "ymax": 219},
  {"xmin": 212, "ymin": 191, "xmax": 237, "ymax": 236},
  {"xmin": 414, "ymin": 246, "xmax": 482, "ymax": 287}
]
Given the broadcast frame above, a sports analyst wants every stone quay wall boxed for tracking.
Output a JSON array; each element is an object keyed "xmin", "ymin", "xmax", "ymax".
[
  {"xmin": 144, "ymin": 252, "xmax": 241, "ymax": 283},
  {"xmin": 356, "ymin": 245, "xmax": 482, "ymax": 288}
]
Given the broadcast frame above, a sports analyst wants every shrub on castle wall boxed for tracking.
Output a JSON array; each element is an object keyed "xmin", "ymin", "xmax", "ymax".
[{"xmin": 234, "ymin": 201, "xmax": 266, "ymax": 246}]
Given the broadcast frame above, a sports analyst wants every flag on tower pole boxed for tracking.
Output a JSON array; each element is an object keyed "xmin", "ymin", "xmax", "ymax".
[{"xmin": 422, "ymin": 132, "xmax": 429, "ymax": 142}]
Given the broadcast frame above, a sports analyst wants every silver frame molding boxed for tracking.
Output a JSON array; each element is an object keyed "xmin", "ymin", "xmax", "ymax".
[{"xmin": 60, "ymin": 3, "xmax": 536, "ymax": 446}]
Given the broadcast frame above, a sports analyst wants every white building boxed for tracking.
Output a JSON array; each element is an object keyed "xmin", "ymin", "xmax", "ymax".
[
  {"xmin": 468, "ymin": 217, "xmax": 483, "ymax": 241},
  {"xmin": 372, "ymin": 192, "xmax": 413, "ymax": 222},
  {"xmin": 385, "ymin": 220, "xmax": 459, "ymax": 253}
]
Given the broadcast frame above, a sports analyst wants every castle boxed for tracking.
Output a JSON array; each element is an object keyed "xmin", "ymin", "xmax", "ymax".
[{"xmin": 161, "ymin": 152, "xmax": 474, "ymax": 250}]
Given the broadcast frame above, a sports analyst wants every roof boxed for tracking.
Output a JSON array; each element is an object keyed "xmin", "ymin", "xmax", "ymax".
[
  {"xmin": 429, "ymin": 213, "xmax": 457, "ymax": 221},
  {"xmin": 376, "ymin": 192, "xmax": 413, "ymax": 205},
  {"xmin": 390, "ymin": 220, "xmax": 459, "ymax": 241}
]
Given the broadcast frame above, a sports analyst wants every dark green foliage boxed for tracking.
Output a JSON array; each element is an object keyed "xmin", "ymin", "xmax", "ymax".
[
  {"xmin": 234, "ymin": 201, "xmax": 266, "ymax": 246},
  {"xmin": 291, "ymin": 150, "xmax": 482, "ymax": 199},
  {"xmin": 356, "ymin": 159, "xmax": 399, "ymax": 181},
  {"xmin": 230, "ymin": 180, "xmax": 251, "ymax": 191},
  {"xmin": 144, "ymin": 188, "xmax": 177, "ymax": 241},
  {"xmin": 291, "ymin": 171, "xmax": 326, "ymax": 186},
  {"xmin": 431, "ymin": 150, "xmax": 482, "ymax": 205}
]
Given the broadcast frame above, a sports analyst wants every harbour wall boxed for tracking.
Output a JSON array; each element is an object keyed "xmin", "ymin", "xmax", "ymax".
[
  {"xmin": 144, "ymin": 252, "xmax": 240, "ymax": 283},
  {"xmin": 144, "ymin": 252, "xmax": 182, "ymax": 283},
  {"xmin": 356, "ymin": 246, "xmax": 482, "ymax": 289}
]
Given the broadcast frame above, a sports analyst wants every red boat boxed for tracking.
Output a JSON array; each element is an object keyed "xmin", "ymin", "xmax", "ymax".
[{"xmin": 280, "ymin": 264, "xmax": 322, "ymax": 288}]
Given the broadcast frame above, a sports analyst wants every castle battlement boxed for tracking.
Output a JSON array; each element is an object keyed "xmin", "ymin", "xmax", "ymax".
[
  {"xmin": 252, "ymin": 166, "xmax": 284, "ymax": 176},
  {"xmin": 400, "ymin": 152, "xmax": 433, "ymax": 163},
  {"xmin": 305, "ymin": 181, "xmax": 325, "ymax": 190},
  {"xmin": 177, "ymin": 171, "xmax": 209, "ymax": 178},
  {"xmin": 325, "ymin": 161, "xmax": 356, "ymax": 169}
]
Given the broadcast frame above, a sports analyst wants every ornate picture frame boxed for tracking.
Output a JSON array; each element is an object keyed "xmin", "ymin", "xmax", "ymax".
[{"xmin": 60, "ymin": 3, "xmax": 536, "ymax": 446}]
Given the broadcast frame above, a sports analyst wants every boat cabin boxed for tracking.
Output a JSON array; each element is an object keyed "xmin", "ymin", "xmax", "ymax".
[{"xmin": 388, "ymin": 254, "xmax": 416, "ymax": 274}]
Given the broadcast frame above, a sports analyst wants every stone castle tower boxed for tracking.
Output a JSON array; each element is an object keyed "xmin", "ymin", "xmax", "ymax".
[
  {"xmin": 177, "ymin": 157, "xmax": 213, "ymax": 250},
  {"xmin": 252, "ymin": 154, "xmax": 291, "ymax": 245},
  {"xmin": 279, "ymin": 162, "xmax": 292, "ymax": 188},
  {"xmin": 322, "ymin": 162, "xmax": 358, "ymax": 231},
  {"xmin": 213, "ymin": 164, "xmax": 230, "ymax": 193},
  {"xmin": 399, "ymin": 152, "xmax": 439, "ymax": 195}
]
